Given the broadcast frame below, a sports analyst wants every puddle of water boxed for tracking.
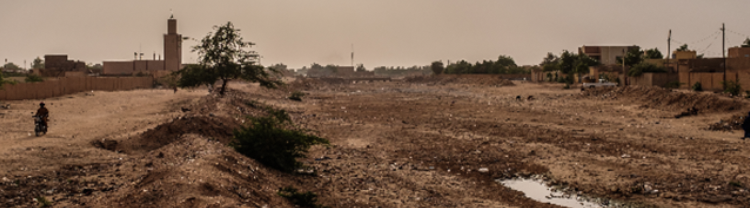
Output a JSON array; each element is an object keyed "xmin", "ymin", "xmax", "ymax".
[{"xmin": 498, "ymin": 178, "xmax": 603, "ymax": 208}]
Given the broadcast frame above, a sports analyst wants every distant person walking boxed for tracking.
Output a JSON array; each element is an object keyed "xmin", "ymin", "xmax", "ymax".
[
  {"xmin": 173, "ymin": 86, "xmax": 178, "ymax": 94},
  {"xmin": 742, "ymin": 111, "xmax": 750, "ymax": 140}
]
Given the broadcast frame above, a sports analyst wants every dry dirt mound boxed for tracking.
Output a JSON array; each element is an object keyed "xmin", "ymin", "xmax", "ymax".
[
  {"xmin": 405, "ymin": 75, "xmax": 515, "ymax": 86},
  {"xmin": 583, "ymin": 86, "xmax": 746, "ymax": 113},
  {"xmin": 707, "ymin": 114, "xmax": 747, "ymax": 131},
  {"xmin": 97, "ymin": 135, "xmax": 295, "ymax": 208},
  {"xmin": 116, "ymin": 116, "xmax": 240, "ymax": 154}
]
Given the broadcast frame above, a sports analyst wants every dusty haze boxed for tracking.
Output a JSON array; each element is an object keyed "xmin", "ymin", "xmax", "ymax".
[{"xmin": 1, "ymin": 0, "xmax": 749, "ymax": 68}]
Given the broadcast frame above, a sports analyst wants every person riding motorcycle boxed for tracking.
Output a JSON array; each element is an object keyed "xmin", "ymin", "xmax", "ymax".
[{"xmin": 35, "ymin": 102, "xmax": 49, "ymax": 127}]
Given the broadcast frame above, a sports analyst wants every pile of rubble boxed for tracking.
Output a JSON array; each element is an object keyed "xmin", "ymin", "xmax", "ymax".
[{"xmin": 707, "ymin": 114, "xmax": 746, "ymax": 131}]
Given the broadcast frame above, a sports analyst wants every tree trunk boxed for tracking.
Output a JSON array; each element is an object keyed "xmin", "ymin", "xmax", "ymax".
[{"xmin": 220, "ymin": 79, "xmax": 228, "ymax": 95}]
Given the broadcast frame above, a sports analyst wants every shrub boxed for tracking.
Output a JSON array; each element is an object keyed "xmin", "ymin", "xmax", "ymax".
[
  {"xmin": 563, "ymin": 83, "xmax": 570, "ymax": 89},
  {"xmin": 36, "ymin": 196, "xmax": 52, "ymax": 207},
  {"xmin": 722, "ymin": 80, "xmax": 741, "ymax": 96},
  {"xmin": 730, "ymin": 181, "xmax": 743, "ymax": 188},
  {"xmin": 135, "ymin": 71, "xmax": 147, "ymax": 77},
  {"xmin": 692, "ymin": 82, "xmax": 703, "ymax": 91},
  {"xmin": 0, "ymin": 72, "xmax": 18, "ymax": 89},
  {"xmin": 289, "ymin": 91, "xmax": 305, "ymax": 101},
  {"xmin": 231, "ymin": 108, "xmax": 329, "ymax": 172},
  {"xmin": 277, "ymin": 186, "xmax": 329, "ymax": 208},
  {"xmin": 664, "ymin": 81, "xmax": 683, "ymax": 89},
  {"xmin": 25, "ymin": 74, "xmax": 44, "ymax": 83},
  {"xmin": 627, "ymin": 62, "xmax": 666, "ymax": 77}
]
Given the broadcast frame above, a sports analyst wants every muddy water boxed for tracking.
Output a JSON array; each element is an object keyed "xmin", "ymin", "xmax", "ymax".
[{"xmin": 498, "ymin": 178, "xmax": 605, "ymax": 208}]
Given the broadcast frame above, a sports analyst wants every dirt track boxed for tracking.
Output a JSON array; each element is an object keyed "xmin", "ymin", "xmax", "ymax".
[{"xmin": 2, "ymin": 77, "xmax": 750, "ymax": 208}]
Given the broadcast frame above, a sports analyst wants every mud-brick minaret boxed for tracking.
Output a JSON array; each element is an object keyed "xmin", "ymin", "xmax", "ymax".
[{"xmin": 164, "ymin": 17, "xmax": 182, "ymax": 71}]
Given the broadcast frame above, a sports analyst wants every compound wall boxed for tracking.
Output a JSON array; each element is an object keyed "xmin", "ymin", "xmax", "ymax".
[{"xmin": 0, "ymin": 77, "xmax": 153, "ymax": 100}]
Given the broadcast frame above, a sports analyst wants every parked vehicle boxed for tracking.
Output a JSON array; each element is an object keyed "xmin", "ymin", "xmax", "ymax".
[{"xmin": 583, "ymin": 79, "xmax": 617, "ymax": 88}]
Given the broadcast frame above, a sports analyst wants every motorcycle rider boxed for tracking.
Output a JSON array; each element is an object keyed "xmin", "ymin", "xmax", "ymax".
[{"xmin": 35, "ymin": 102, "xmax": 49, "ymax": 128}]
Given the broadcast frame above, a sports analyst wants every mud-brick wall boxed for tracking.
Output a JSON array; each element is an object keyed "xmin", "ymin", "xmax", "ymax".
[
  {"xmin": 650, "ymin": 73, "xmax": 679, "ymax": 87},
  {"xmin": 530, "ymin": 70, "xmax": 544, "ymax": 82},
  {"xmin": 0, "ymin": 77, "xmax": 153, "ymax": 101},
  {"xmin": 686, "ymin": 73, "xmax": 724, "ymax": 91},
  {"xmin": 629, "ymin": 73, "xmax": 678, "ymax": 87}
]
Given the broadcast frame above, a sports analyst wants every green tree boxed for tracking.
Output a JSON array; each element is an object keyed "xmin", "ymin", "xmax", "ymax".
[
  {"xmin": 32, "ymin": 57, "xmax": 44, "ymax": 69},
  {"xmin": 743, "ymin": 38, "xmax": 750, "ymax": 48},
  {"xmin": 676, "ymin": 44, "xmax": 689, "ymax": 52},
  {"xmin": 494, "ymin": 55, "xmax": 517, "ymax": 68},
  {"xmin": 356, "ymin": 64, "xmax": 366, "ymax": 72},
  {"xmin": 541, "ymin": 52, "xmax": 560, "ymax": 72},
  {"xmin": 270, "ymin": 63, "xmax": 288, "ymax": 71},
  {"xmin": 3, "ymin": 62, "xmax": 20, "ymax": 71},
  {"xmin": 540, "ymin": 52, "xmax": 559, "ymax": 66},
  {"xmin": 0, "ymin": 72, "xmax": 18, "ymax": 89},
  {"xmin": 627, "ymin": 62, "xmax": 666, "ymax": 77},
  {"xmin": 572, "ymin": 54, "xmax": 598, "ymax": 83},
  {"xmin": 644, "ymin": 48, "xmax": 663, "ymax": 59},
  {"xmin": 25, "ymin": 74, "xmax": 44, "ymax": 83},
  {"xmin": 557, "ymin": 50, "xmax": 577, "ymax": 74},
  {"xmin": 557, "ymin": 51, "xmax": 598, "ymax": 83},
  {"xmin": 616, "ymin": 46, "xmax": 644, "ymax": 67},
  {"xmin": 430, "ymin": 61, "xmax": 444, "ymax": 75},
  {"xmin": 179, "ymin": 22, "xmax": 281, "ymax": 95}
]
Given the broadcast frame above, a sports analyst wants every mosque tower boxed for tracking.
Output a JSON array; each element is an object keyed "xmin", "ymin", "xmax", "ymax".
[{"xmin": 164, "ymin": 16, "xmax": 182, "ymax": 71}]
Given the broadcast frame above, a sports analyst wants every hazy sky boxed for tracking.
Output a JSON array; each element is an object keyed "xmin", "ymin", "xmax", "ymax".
[{"xmin": 1, "ymin": 0, "xmax": 749, "ymax": 69}]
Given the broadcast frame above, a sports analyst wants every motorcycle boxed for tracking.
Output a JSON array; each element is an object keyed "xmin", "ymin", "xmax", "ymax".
[{"xmin": 32, "ymin": 115, "xmax": 47, "ymax": 136}]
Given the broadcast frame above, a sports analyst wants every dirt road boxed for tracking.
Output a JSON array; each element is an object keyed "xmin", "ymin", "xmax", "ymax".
[{"xmin": 1, "ymin": 77, "xmax": 749, "ymax": 208}]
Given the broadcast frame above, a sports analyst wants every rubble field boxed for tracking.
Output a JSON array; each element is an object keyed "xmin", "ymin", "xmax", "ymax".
[{"xmin": 1, "ymin": 76, "xmax": 750, "ymax": 208}]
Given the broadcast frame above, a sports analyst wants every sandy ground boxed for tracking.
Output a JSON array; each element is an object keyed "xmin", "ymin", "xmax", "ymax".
[{"xmin": 1, "ymin": 77, "xmax": 750, "ymax": 208}]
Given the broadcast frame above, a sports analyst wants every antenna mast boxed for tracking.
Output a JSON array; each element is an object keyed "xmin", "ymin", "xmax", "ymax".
[{"xmin": 351, "ymin": 44, "xmax": 354, "ymax": 67}]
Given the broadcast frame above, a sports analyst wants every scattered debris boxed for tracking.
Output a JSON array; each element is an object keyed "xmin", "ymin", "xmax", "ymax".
[{"xmin": 707, "ymin": 114, "xmax": 745, "ymax": 131}]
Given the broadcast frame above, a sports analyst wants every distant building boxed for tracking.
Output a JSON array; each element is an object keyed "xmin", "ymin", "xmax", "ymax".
[
  {"xmin": 578, "ymin": 45, "xmax": 638, "ymax": 65},
  {"xmin": 41, "ymin": 55, "xmax": 87, "ymax": 77},
  {"xmin": 102, "ymin": 17, "xmax": 182, "ymax": 76},
  {"xmin": 728, "ymin": 47, "xmax": 750, "ymax": 58},
  {"xmin": 672, "ymin": 50, "xmax": 697, "ymax": 60}
]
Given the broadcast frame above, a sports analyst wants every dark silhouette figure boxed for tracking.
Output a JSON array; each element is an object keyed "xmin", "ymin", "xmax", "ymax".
[
  {"xmin": 35, "ymin": 102, "xmax": 49, "ymax": 127},
  {"xmin": 742, "ymin": 111, "xmax": 750, "ymax": 140}
]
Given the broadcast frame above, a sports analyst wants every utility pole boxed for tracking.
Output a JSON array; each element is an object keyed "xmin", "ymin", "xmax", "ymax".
[
  {"xmin": 722, "ymin": 23, "xmax": 726, "ymax": 86},
  {"xmin": 623, "ymin": 49, "xmax": 626, "ymax": 85},
  {"xmin": 667, "ymin": 30, "xmax": 671, "ymax": 69}
]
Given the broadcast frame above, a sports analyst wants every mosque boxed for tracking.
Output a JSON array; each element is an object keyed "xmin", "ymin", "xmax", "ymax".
[{"xmin": 101, "ymin": 16, "xmax": 183, "ymax": 76}]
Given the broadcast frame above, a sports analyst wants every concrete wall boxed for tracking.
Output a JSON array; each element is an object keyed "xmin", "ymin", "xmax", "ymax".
[
  {"xmin": 103, "ymin": 61, "xmax": 135, "ymax": 75},
  {"xmin": 0, "ymin": 77, "xmax": 153, "ymax": 100}
]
